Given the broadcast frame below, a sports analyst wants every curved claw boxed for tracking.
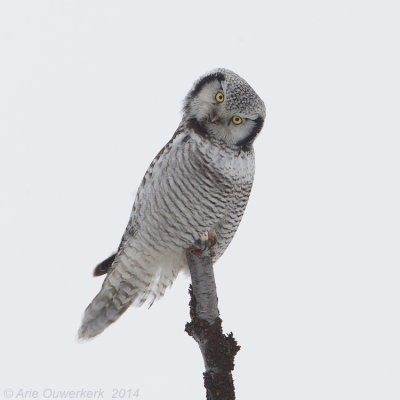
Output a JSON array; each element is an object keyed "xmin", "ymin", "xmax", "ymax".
[{"xmin": 188, "ymin": 230, "xmax": 217, "ymax": 258}]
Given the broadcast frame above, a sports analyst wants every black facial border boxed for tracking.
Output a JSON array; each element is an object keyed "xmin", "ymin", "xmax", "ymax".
[
  {"xmin": 236, "ymin": 117, "xmax": 264, "ymax": 148},
  {"xmin": 190, "ymin": 72, "xmax": 226, "ymax": 97}
]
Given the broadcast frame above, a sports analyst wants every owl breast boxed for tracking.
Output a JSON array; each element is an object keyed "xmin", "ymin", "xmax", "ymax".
[{"xmin": 128, "ymin": 125, "xmax": 255, "ymax": 269}]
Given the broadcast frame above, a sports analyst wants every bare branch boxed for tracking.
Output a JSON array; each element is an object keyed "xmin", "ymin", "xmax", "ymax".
[{"xmin": 185, "ymin": 245, "xmax": 240, "ymax": 400}]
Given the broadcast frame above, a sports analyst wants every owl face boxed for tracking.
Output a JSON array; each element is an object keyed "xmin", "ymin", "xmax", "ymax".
[{"xmin": 183, "ymin": 69, "xmax": 266, "ymax": 147}]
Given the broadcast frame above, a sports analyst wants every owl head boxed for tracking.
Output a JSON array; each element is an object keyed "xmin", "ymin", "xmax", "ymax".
[{"xmin": 183, "ymin": 68, "xmax": 266, "ymax": 147}]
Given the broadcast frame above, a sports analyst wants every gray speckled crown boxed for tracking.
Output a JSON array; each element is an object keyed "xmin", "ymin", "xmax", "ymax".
[{"xmin": 192, "ymin": 68, "xmax": 266, "ymax": 119}]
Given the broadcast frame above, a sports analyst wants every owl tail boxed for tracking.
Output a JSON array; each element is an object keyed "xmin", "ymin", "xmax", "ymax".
[
  {"xmin": 78, "ymin": 254, "xmax": 178, "ymax": 340},
  {"xmin": 78, "ymin": 276, "xmax": 135, "ymax": 340}
]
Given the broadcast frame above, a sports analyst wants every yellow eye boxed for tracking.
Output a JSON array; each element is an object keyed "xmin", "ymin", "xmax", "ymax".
[
  {"xmin": 215, "ymin": 92, "xmax": 224, "ymax": 103},
  {"xmin": 232, "ymin": 116, "xmax": 243, "ymax": 125}
]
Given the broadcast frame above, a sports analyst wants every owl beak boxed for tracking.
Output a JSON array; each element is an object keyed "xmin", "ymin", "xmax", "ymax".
[{"xmin": 211, "ymin": 113, "xmax": 222, "ymax": 123}]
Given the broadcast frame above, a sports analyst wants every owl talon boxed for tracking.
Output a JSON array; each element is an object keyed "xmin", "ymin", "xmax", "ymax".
[
  {"xmin": 189, "ymin": 230, "xmax": 217, "ymax": 257},
  {"xmin": 189, "ymin": 247, "xmax": 204, "ymax": 257},
  {"xmin": 208, "ymin": 230, "xmax": 217, "ymax": 249}
]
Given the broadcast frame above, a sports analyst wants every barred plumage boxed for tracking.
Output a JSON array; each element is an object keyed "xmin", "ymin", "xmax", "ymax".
[{"xmin": 78, "ymin": 68, "xmax": 266, "ymax": 339}]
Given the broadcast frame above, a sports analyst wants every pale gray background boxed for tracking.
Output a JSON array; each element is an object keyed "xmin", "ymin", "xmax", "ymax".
[{"xmin": 1, "ymin": 1, "xmax": 399, "ymax": 399}]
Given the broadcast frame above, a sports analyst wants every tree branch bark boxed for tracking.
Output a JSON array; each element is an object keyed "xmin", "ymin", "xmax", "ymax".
[{"xmin": 185, "ymin": 246, "xmax": 240, "ymax": 400}]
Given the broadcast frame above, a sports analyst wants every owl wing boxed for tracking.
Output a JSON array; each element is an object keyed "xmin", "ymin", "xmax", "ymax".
[{"xmin": 91, "ymin": 126, "xmax": 190, "ymax": 278}]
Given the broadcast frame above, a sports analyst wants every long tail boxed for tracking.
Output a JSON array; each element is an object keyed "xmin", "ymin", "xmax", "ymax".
[
  {"xmin": 78, "ymin": 269, "xmax": 138, "ymax": 340},
  {"xmin": 78, "ymin": 247, "xmax": 183, "ymax": 340}
]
